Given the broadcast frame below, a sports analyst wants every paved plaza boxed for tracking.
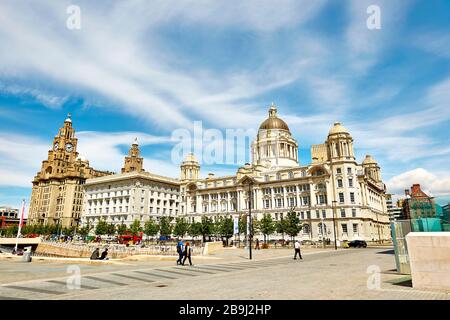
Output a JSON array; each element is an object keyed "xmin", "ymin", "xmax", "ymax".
[{"xmin": 0, "ymin": 247, "xmax": 449, "ymax": 300}]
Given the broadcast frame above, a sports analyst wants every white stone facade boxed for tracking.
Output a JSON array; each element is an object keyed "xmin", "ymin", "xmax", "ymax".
[
  {"xmin": 81, "ymin": 171, "xmax": 180, "ymax": 229},
  {"xmin": 180, "ymin": 106, "xmax": 391, "ymax": 242}
]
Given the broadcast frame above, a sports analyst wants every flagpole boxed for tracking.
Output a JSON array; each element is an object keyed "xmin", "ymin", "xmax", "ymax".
[{"xmin": 14, "ymin": 199, "xmax": 25, "ymax": 253}]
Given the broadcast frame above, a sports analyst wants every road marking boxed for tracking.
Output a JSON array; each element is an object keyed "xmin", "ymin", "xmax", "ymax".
[
  {"xmin": 154, "ymin": 269, "xmax": 198, "ymax": 277},
  {"xmin": 84, "ymin": 276, "xmax": 127, "ymax": 286},
  {"xmin": 47, "ymin": 280, "xmax": 99, "ymax": 290},
  {"xmin": 4, "ymin": 285, "xmax": 63, "ymax": 295},
  {"xmin": 134, "ymin": 271, "xmax": 178, "ymax": 280},
  {"xmin": 174, "ymin": 267, "xmax": 217, "ymax": 274},
  {"xmin": 194, "ymin": 265, "xmax": 234, "ymax": 272},
  {"xmin": 112, "ymin": 273, "xmax": 155, "ymax": 283}
]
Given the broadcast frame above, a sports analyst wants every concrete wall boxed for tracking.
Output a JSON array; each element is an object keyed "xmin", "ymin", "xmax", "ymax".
[
  {"xmin": 405, "ymin": 232, "xmax": 450, "ymax": 291},
  {"xmin": 203, "ymin": 241, "xmax": 223, "ymax": 255}
]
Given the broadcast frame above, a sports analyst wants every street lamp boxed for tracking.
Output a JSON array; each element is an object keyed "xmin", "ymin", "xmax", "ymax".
[
  {"xmin": 247, "ymin": 181, "xmax": 253, "ymax": 260},
  {"xmin": 320, "ymin": 216, "xmax": 326, "ymax": 248},
  {"xmin": 332, "ymin": 200, "xmax": 338, "ymax": 250}
]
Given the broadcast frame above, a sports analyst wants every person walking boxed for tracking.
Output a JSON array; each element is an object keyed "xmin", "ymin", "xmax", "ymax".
[
  {"xmin": 176, "ymin": 239, "xmax": 184, "ymax": 265},
  {"xmin": 294, "ymin": 240, "xmax": 302, "ymax": 260},
  {"xmin": 182, "ymin": 241, "xmax": 193, "ymax": 266},
  {"xmin": 255, "ymin": 238, "xmax": 260, "ymax": 250}
]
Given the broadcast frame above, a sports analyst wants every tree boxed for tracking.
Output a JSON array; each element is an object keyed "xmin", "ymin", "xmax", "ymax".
[
  {"xmin": 78, "ymin": 224, "xmax": 92, "ymax": 237},
  {"xmin": 116, "ymin": 223, "xmax": 127, "ymax": 236},
  {"xmin": 173, "ymin": 218, "xmax": 189, "ymax": 238},
  {"xmin": 200, "ymin": 216, "xmax": 214, "ymax": 242},
  {"xmin": 259, "ymin": 213, "xmax": 276, "ymax": 243},
  {"xmin": 276, "ymin": 218, "xmax": 288, "ymax": 241},
  {"xmin": 159, "ymin": 216, "xmax": 173, "ymax": 238},
  {"xmin": 95, "ymin": 219, "xmax": 109, "ymax": 235},
  {"xmin": 143, "ymin": 219, "xmax": 159, "ymax": 238},
  {"xmin": 285, "ymin": 210, "xmax": 302, "ymax": 241},
  {"xmin": 217, "ymin": 216, "xmax": 234, "ymax": 246},
  {"xmin": 128, "ymin": 219, "xmax": 142, "ymax": 236},
  {"xmin": 189, "ymin": 221, "xmax": 202, "ymax": 239}
]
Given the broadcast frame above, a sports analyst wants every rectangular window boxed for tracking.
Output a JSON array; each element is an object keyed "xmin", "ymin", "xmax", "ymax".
[
  {"xmin": 342, "ymin": 224, "xmax": 348, "ymax": 234},
  {"xmin": 316, "ymin": 210, "xmax": 320, "ymax": 219},
  {"xmin": 301, "ymin": 212, "xmax": 304, "ymax": 219},
  {"xmin": 350, "ymin": 192, "xmax": 355, "ymax": 203},
  {"xmin": 352, "ymin": 209, "xmax": 356, "ymax": 217},
  {"xmin": 340, "ymin": 209, "xmax": 346, "ymax": 218},
  {"xmin": 347, "ymin": 167, "xmax": 352, "ymax": 174},
  {"xmin": 349, "ymin": 178, "xmax": 353, "ymax": 187},
  {"xmin": 337, "ymin": 179, "xmax": 343, "ymax": 188},
  {"xmin": 306, "ymin": 211, "xmax": 311, "ymax": 219},
  {"xmin": 353, "ymin": 224, "xmax": 358, "ymax": 233},
  {"xmin": 336, "ymin": 168, "xmax": 342, "ymax": 174},
  {"xmin": 339, "ymin": 193, "xmax": 345, "ymax": 203},
  {"xmin": 322, "ymin": 210, "xmax": 326, "ymax": 218}
]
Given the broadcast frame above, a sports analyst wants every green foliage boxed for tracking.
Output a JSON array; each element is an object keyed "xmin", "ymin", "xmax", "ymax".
[
  {"xmin": 143, "ymin": 219, "xmax": 159, "ymax": 237},
  {"xmin": 95, "ymin": 219, "xmax": 109, "ymax": 235},
  {"xmin": 128, "ymin": 219, "xmax": 143, "ymax": 236},
  {"xmin": 276, "ymin": 218, "xmax": 288, "ymax": 236},
  {"xmin": 216, "ymin": 216, "xmax": 234, "ymax": 240},
  {"xmin": 259, "ymin": 213, "xmax": 276, "ymax": 242},
  {"xmin": 78, "ymin": 223, "xmax": 92, "ymax": 237},
  {"xmin": 173, "ymin": 218, "xmax": 189, "ymax": 238},
  {"xmin": 159, "ymin": 216, "xmax": 173, "ymax": 237},
  {"xmin": 116, "ymin": 223, "xmax": 127, "ymax": 236},
  {"xmin": 189, "ymin": 221, "xmax": 202, "ymax": 238},
  {"xmin": 238, "ymin": 215, "xmax": 247, "ymax": 235},
  {"xmin": 285, "ymin": 210, "xmax": 302, "ymax": 240},
  {"xmin": 200, "ymin": 216, "xmax": 214, "ymax": 241}
]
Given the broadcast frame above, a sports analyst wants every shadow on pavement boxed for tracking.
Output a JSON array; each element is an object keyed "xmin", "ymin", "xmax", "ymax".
[{"xmin": 376, "ymin": 249, "xmax": 395, "ymax": 255}]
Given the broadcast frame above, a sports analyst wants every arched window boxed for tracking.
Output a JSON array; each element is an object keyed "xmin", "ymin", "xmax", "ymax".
[
  {"xmin": 276, "ymin": 173, "xmax": 281, "ymax": 180},
  {"xmin": 288, "ymin": 171, "xmax": 294, "ymax": 179}
]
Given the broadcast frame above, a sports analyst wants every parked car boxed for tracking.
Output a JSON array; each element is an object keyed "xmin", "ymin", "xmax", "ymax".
[{"xmin": 347, "ymin": 240, "xmax": 367, "ymax": 248}]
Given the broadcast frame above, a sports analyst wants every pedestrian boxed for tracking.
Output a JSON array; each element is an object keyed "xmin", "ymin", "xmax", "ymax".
[
  {"xmin": 294, "ymin": 240, "xmax": 302, "ymax": 260},
  {"xmin": 99, "ymin": 248, "xmax": 109, "ymax": 260},
  {"xmin": 176, "ymin": 239, "xmax": 184, "ymax": 265},
  {"xmin": 182, "ymin": 241, "xmax": 193, "ymax": 266},
  {"xmin": 255, "ymin": 238, "xmax": 260, "ymax": 250},
  {"xmin": 90, "ymin": 248, "xmax": 100, "ymax": 260}
]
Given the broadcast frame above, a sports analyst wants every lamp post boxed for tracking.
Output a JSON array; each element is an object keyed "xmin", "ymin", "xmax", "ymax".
[
  {"xmin": 247, "ymin": 181, "xmax": 253, "ymax": 260},
  {"xmin": 332, "ymin": 200, "xmax": 338, "ymax": 250},
  {"xmin": 321, "ymin": 217, "xmax": 326, "ymax": 248}
]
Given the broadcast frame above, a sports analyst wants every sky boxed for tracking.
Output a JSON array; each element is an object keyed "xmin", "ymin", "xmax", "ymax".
[{"xmin": 1, "ymin": 0, "xmax": 450, "ymax": 213}]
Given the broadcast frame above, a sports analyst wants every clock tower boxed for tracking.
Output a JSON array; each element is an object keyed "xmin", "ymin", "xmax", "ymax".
[
  {"xmin": 121, "ymin": 138, "xmax": 144, "ymax": 173},
  {"xmin": 28, "ymin": 114, "xmax": 113, "ymax": 228}
]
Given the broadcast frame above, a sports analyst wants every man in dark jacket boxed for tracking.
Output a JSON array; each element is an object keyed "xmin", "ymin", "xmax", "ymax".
[{"xmin": 176, "ymin": 240, "xmax": 184, "ymax": 265}]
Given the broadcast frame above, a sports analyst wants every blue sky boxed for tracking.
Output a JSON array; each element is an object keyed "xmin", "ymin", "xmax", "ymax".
[{"xmin": 1, "ymin": 0, "xmax": 450, "ymax": 212}]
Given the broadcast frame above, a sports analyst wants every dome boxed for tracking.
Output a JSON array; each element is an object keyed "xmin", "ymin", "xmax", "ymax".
[
  {"xmin": 64, "ymin": 113, "xmax": 72, "ymax": 123},
  {"xmin": 183, "ymin": 152, "xmax": 199, "ymax": 164},
  {"xmin": 362, "ymin": 155, "xmax": 377, "ymax": 165},
  {"xmin": 259, "ymin": 104, "xmax": 290, "ymax": 132},
  {"xmin": 328, "ymin": 122, "xmax": 349, "ymax": 135}
]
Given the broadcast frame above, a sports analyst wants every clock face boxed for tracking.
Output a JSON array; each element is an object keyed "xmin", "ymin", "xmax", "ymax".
[
  {"xmin": 53, "ymin": 142, "xmax": 59, "ymax": 151},
  {"xmin": 65, "ymin": 143, "xmax": 73, "ymax": 152}
]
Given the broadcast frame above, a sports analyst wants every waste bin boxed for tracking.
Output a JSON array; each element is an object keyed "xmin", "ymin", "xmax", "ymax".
[{"xmin": 22, "ymin": 246, "xmax": 32, "ymax": 262}]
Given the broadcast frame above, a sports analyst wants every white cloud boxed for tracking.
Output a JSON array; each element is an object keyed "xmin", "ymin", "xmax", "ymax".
[
  {"xmin": 387, "ymin": 168, "xmax": 450, "ymax": 196},
  {"xmin": 0, "ymin": 131, "xmax": 175, "ymax": 187}
]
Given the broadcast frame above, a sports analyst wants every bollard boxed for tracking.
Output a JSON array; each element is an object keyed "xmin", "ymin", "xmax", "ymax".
[{"xmin": 22, "ymin": 246, "xmax": 32, "ymax": 263}]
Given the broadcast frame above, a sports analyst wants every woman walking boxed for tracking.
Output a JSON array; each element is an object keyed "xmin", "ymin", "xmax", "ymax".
[{"xmin": 182, "ymin": 241, "xmax": 193, "ymax": 266}]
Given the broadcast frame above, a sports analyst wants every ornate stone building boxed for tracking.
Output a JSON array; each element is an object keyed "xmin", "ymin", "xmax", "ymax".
[
  {"xmin": 81, "ymin": 141, "xmax": 180, "ymax": 229},
  {"xmin": 180, "ymin": 105, "xmax": 391, "ymax": 242},
  {"xmin": 28, "ymin": 115, "xmax": 112, "ymax": 228}
]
